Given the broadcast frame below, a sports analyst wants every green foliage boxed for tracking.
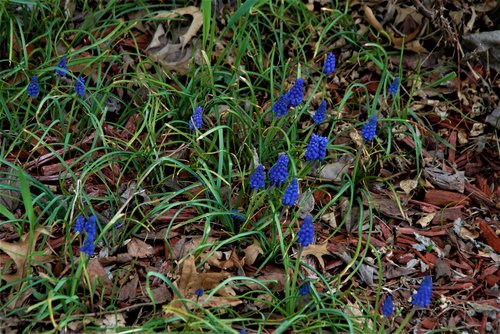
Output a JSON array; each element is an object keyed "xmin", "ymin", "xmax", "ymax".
[{"xmin": 0, "ymin": 0, "xmax": 446, "ymax": 332}]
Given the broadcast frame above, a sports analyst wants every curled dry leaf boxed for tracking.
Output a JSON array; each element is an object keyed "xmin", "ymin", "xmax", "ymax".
[
  {"xmin": 176, "ymin": 255, "xmax": 231, "ymax": 297},
  {"xmin": 415, "ymin": 212, "xmax": 436, "ymax": 228},
  {"xmin": 87, "ymin": 258, "xmax": 113, "ymax": 290},
  {"xmin": 400, "ymin": 179, "xmax": 418, "ymax": 195},
  {"xmin": 319, "ymin": 156, "xmax": 353, "ymax": 182},
  {"xmin": 152, "ymin": 6, "xmax": 202, "ymax": 49},
  {"xmin": 243, "ymin": 240, "xmax": 264, "ymax": 266},
  {"xmin": 0, "ymin": 227, "xmax": 51, "ymax": 284},
  {"xmin": 301, "ymin": 243, "xmax": 331, "ymax": 271},
  {"xmin": 126, "ymin": 238, "xmax": 154, "ymax": 258},
  {"xmin": 297, "ymin": 190, "xmax": 315, "ymax": 219},
  {"xmin": 98, "ymin": 313, "xmax": 126, "ymax": 329},
  {"xmin": 245, "ymin": 267, "xmax": 286, "ymax": 291},
  {"xmin": 146, "ymin": 6, "xmax": 203, "ymax": 74}
]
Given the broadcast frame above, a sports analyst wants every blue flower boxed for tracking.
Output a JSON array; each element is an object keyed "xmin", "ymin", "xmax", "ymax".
[
  {"xmin": 299, "ymin": 281, "xmax": 311, "ymax": 296},
  {"xmin": 361, "ymin": 116, "xmax": 378, "ymax": 142},
  {"xmin": 230, "ymin": 209, "xmax": 246, "ymax": 224},
  {"xmin": 304, "ymin": 133, "xmax": 328, "ymax": 161},
  {"xmin": 230, "ymin": 209, "xmax": 245, "ymax": 233},
  {"xmin": 73, "ymin": 215, "xmax": 86, "ymax": 233},
  {"xmin": 323, "ymin": 52, "xmax": 336, "ymax": 76},
  {"xmin": 411, "ymin": 275, "xmax": 432, "ymax": 308},
  {"xmin": 80, "ymin": 235, "xmax": 95, "ymax": 256},
  {"xmin": 312, "ymin": 100, "xmax": 327, "ymax": 124},
  {"xmin": 272, "ymin": 93, "xmax": 291, "ymax": 118},
  {"xmin": 269, "ymin": 153, "xmax": 289, "ymax": 187},
  {"xmin": 239, "ymin": 330, "xmax": 246, "ymax": 334},
  {"xmin": 249, "ymin": 164, "xmax": 266, "ymax": 190},
  {"xmin": 388, "ymin": 77, "xmax": 400, "ymax": 95},
  {"xmin": 189, "ymin": 106, "xmax": 203, "ymax": 130},
  {"xmin": 297, "ymin": 214, "xmax": 314, "ymax": 247},
  {"xmin": 74, "ymin": 215, "xmax": 97, "ymax": 256},
  {"xmin": 282, "ymin": 177, "xmax": 299, "ymax": 206},
  {"xmin": 56, "ymin": 56, "xmax": 68, "ymax": 76},
  {"xmin": 194, "ymin": 287, "xmax": 204, "ymax": 297},
  {"xmin": 75, "ymin": 76, "xmax": 85, "ymax": 97},
  {"xmin": 287, "ymin": 78, "xmax": 304, "ymax": 107},
  {"xmin": 27, "ymin": 75, "xmax": 39, "ymax": 98},
  {"xmin": 381, "ymin": 294, "xmax": 394, "ymax": 317},
  {"xmin": 85, "ymin": 215, "xmax": 97, "ymax": 235}
]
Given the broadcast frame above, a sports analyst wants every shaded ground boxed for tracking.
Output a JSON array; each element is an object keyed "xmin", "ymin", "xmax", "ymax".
[{"xmin": 0, "ymin": 0, "xmax": 499, "ymax": 333}]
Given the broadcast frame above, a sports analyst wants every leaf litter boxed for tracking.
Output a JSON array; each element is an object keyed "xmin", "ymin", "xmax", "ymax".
[{"xmin": 1, "ymin": 0, "xmax": 500, "ymax": 332}]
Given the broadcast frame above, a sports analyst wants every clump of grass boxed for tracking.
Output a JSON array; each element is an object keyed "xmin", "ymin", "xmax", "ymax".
[{"xmin": 0, "ymin": 0, "xmax": 448, "ymax": 333}]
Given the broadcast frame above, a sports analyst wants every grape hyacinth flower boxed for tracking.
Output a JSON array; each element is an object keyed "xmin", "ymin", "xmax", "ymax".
[
  {"xmin": 269, "ymin": 153, "xmax": 289, "ymax": 186},
  {"xmin": 297, "ymin": 214, "xmax": 314, "ymax": 248},
  {"xmin": 249, "ymin": 164, "xmax": 266, "ymax": 190},
  {"xmin": 74, "ymin": 76, "xmax": 85, "ymax": 97},
  {"xmin": 388, "ymin": 77, "xmax": 400, "ymax": 95},
  {"xmin": 411, "ymin": 275, "xmax": 432, "ymax": 308},
  {"xmin": 323, "ymin": 52, "xmax": 336, "ymax": 76},
  {"xmin": 304, "ymin": 133, "xmax": 328, "ymax": 161},
  {"xmin": 312, "ymin": 100, "xmax": 327, "ymax": 124},
  {"xmin": 272, "ymin": 93, "xmax": 291, "ymax": 118},
  {"xmin": 299, "ymin": 281, "xmax": 311, "ymax": 296},
  {"xmin": 230, "ymin": 209, "xmax": 246, "ymax": 224},
  {"xmin": 27, "ymin": 75, "xmax": 39, "ymax": 98},
  {"xmin": 381, "ymin": 294, "xmax": 394, "ymax": 318},
  {"xmin": 76, "ymin": 215, "xmax": 97, "ymax": 256},
  {"xmin": 194, "ymin": 287, "xmax": 204, "ymax": 298},
  {"xmin": 55, "ymin": 56, "xmax": 68, "ymax": 76},
  {"xmin": 361, "ymin": 116, "xmax": 378, "ymax": 142},
  {"xmin": 287, "ymin": 78, "xmax": 304, "ymax": 107},
  {"xmin": 189, "ymin": 106, "xmax": 203, "ymax": 130},
  {"xmin": 73, "ymin": 215, "xmax": 86, "ymax": 234},
  {"xmin": 231, "ymin": 209, "xmax": 246, "ymax": 233},
  {"xmin": 282, "ymin": 177, "xmax": 299, "ymax": 206}
]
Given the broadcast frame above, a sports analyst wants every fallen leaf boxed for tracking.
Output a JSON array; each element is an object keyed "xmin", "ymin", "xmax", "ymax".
[
  {"xmin": 369, "ymin": 193, "xmax": 411, "ymax": 221},
  {"xmin": 242, "ymin": 240, "xmax": 264, "ymax": 266},
  {"xmin": 148, "ymin": 284, "xmax": 172, "ymax": 304},
  {"xmin": 319, "ymin": 156, "xmax": 352, "ymax": 181},
  {"xmin": 297, "ymin": 190, "xmax": 315, "ymax": 219},
  {"xmin": 218, "ymin": 249, "xmax": 244, "ymax": 270},
  {"xmin": 199, "ymin": 295, "xmax": 242, "ymax": 308},
  {"xmin": 177, "ymin": 255, "xmax": 231, "ymax": 297},
  {"xmin": 453, "ymin": 218, "xmax": 479, "ymax": 241},
  {"xmin": 146, "ymin": 7, "xmax": 203, "ymax": 74},
  {"xmin": 245, "ymin": 267, "xmax": 286, "ymax": 291},
  {"xmin": 173, "ymin": 236, "xmax": 216, "ymax": 260},
  {"xmin": 301, "ymin": 243, "xmax": 331, "ymax": 271},
  {"xmin": 415, "ymin": 213, "xmax": 436, "ymax": 228},
  {"xmin": 320, "ymin": 211, "xmax": 337, "ymax": 228},
  {"xmin": 126, "ymin": 238, "xmax": 154, "ymax": 258},
  {"xmin": 400, "ymin": 179, "xmax": 418, "ymax": 195},
  {"xmin": 87, "ymin": 258, "xmax": 113, "ymax": 289},
  {"xmin": 98, "ymin": 313, "xmax": 126, "ymax": 329},
  {"xmin": 118, "ymin": 275, "xmax": 139, "ymax": 301},
  {"xmin": 153, "ymin": 6, "xmax": 202, "ymax": 49},
  {"xmin": 0, "ymin": 227, "xmax": 51, "ymax": 284}
]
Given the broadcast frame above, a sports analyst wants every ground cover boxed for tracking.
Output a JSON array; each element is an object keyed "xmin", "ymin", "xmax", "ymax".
[{"xmin": 0, "ymin": 0, "xmax": 499, "ymax": 333}]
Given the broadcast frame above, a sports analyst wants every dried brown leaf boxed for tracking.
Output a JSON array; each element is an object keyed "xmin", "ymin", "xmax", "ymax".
[
  {"xmin": 0, "ymin": 227, "xmax": 51, "ymax": 283},
  {"xmin": 126, "ymin": 238, "xmax": 154, "ymax": 258},
  {"xmin": 301, "ymin": 243, "xmax": 331, "ymax": 271},
  {"xmin": 243, "ymin": 239, "xmax": 264, "ymax": 266}
]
